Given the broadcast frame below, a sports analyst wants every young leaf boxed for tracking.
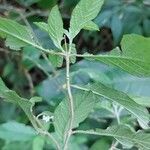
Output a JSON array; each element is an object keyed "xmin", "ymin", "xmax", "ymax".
[
  {"xmin": 0, "ymin": 121, "xmax": 36, "ymax": 142},
  {"xmin": 48, "ymin": 5, "xmax": 64, "ymax": 49},
  {"xmin": 54, "ymin": 91, "xmax": 98, "ymax": 141},
  {"xmin": 83, "ymin": 21, "xmax": 99, "ymax": 31},
  {"xmin": 0, "ymin": 17, "xmax": 36, "ymax": 50},
  {"xmin": 72, "ymin": 82, "xmax": 150, "ymax": 129},
  {"xmin": 69, "ymin": 0, "xmax": 104, "ymax": 39},
  {"xmin": 86, "ymin": 34, "xmax": 150, "ymax": 77},
  {"xmin": 74, "ymin": 125, "xmax": 150, "ymax": 149},
  {"xmin": 0, "ymin": 78, "xmax": 39, "ymax": 129}
]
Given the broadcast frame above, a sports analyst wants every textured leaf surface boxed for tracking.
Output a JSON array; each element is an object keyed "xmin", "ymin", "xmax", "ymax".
[
  {"xmin": 0, "ymin": 17, "xmax": 36, "ymax": 50},
  {"xmin": 83, "ymin": 21, "xmax": 99, "ymax": 31},
  {"xmin": 54, "ymin": 91, "xmax": 98, "ymax": 141},
  {"xmin": 87, "ymin": 34, "xmax": 150, "ymax": 77},
  {"xmin": 75, "ymin": 125, "xmax": 150, "ymax": 149},
  {"xmin": 73, "ymin": 82, "xmax": 150, "ymax": 128},
  {"xmin": 48, "ymin": 54, "xmax": 63, "ymax": 67},
  {"xmin": 0, "ymin": 121, "xmax": 36, "ymax": 142},
  {"xmin": 48, "ymin": 5, "xmax": 64, "ymax": 49},
  {"xmin": 34, "ymin": 22, "xmax": 48, "ymax": 33},
  {"xmin": 70, "ymin": 0, "xmax": 104, "ymax": 38},
  {"xmin": 0, "ymin": 78, "xmax": 38, "ymax": 129}
]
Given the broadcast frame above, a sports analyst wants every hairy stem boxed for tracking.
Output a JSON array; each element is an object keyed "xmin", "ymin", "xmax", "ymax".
[{"xmin": 63, "ymin": 41, "xmax": 74, "ymax": 150}]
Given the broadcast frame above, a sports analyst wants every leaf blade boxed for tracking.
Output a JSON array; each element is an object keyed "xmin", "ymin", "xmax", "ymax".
[
  {"xmin": 72, "ymin": 82, "xmax": 150, "ymax": 129},
  {"xmin": 69, "ymin": 0, "xmax": 104, "ymax": 38},
  {"xmin": 83, "ymin": 21, "xmax": 99, "ymax": 31},
  {"xmin": 85, "ymin": 34, "xmax": 150, "ymax": 77},
  {"xmin": 74, "ymin": 125, "xmax": 150, "ymax": 149},
  {"xmin": 0, "ymin": 78, "xmax": 39, "ymax": 129},
  {"xmin": 0, "ymin": 17, "xmax": 36, "ymax": 50},
  {"xmin": 54, "ymin": 91, "xmax": 98, "ymax": 141},
  {"xmin": 0, "ymin": 121, "xmax": 36, "ymax": 142},
  {"xmin": 48, "ymin": 5, "xmax": 64, "ymax": 49}
]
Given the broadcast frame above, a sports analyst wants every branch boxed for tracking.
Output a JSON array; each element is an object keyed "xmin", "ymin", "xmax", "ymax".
[
  {"xmin": 63, "ymin": 40, "xmax": 74, "ymax": 150},
  {"xmin": 36, "ymin": 128, "xmax": 61, "ymax": 150},
  {"xmin": 24, "ymin": 68, "xmax": 34, "ymax": 96}
]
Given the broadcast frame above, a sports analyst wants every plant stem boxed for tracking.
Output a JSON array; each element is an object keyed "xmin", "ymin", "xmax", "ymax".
[
  {"xmin": 37, "ymin": 128, "xmax": 60, "ymax": 150},
  {"xmin": 63, "ymin": 41, "xmax": 74, "ymax": 150}
]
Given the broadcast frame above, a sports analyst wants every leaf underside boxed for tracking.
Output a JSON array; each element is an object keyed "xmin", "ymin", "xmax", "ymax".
[
  {"xmin": 74, "ymin": 82, "xmax": 150, "ymax": 129},
  {"xmin": 87, "ymin": 34, "xmax": 150, "ymax": 77},
  {"xmin": 0, "ymin": 17, "xmax": 36, "ymax": 50},
  {"xmin": 78, "ymin": 125, "xmax": 150, "ymax": 149}
]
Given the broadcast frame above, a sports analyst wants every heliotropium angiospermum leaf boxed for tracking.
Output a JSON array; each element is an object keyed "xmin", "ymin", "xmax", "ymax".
[
  {"xmin": 86, "ymin": 34, "xmax": 150, "ymax": 77},
  {"xmin": 75, "ymin": 125, "xmax": 150, "ymax": 149},
  {"xmin": 0, "ymin": 78, "xmax": 39, "ymax": 129},
  {"xmin": 48, "ymin": 5, "xmax": 64, "ymax": 49},
  {"xmin": 83, "ymin": 21, "xmax": 99, "ymax": 31},
  {"xmin": 48, "ymin": 54, "xmax": 63, "ymax": 68},
  {"xmin": 0, "ymin": 17, "xmax": 36, "ymax": 50},
  {"xmin": 34, "ymin": 22, "xmax": 48, "ymax": 33},
  {"xmin": 69, "ymin": 0, "xmax": 104, "ymax": 39},
  {"xmin": 73, "ymin": 82, "xmax": 150, "ymax": 129},
  {"xmin": 54, "ymin": 91, "xmax": 98, "ymax": 141},
  {"xmin": 0, "ymin": 121, "xmax": 36, "ymax": 142}
]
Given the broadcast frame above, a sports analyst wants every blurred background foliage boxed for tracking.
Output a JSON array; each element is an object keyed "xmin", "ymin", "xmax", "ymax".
[{"xmin": 0, "ymin": 0, "xmax": 150, "ymax": 149}]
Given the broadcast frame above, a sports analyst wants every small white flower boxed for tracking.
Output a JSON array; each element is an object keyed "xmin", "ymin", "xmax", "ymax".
[{"xmin": 42, "ymin": 115, "xmax": 54, "ymax": 123}]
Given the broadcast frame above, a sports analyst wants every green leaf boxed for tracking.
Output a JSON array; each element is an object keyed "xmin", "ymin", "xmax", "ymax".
[
  {"xmin": 73, "ymin": 82, "xmax": 150, "ymax": 129},
  {"xmin": 54, "ymin": 91, "xmax": 98, "ymax": 141},
  {"xmin": 90, "ymin": 138, "xmax": 111, "ymax": 150},
  {"xmin": 86, "ymin": 34, "xmax": 150, "ymax": 77},
  {"xmin": 132, "ymin": 96, "xmax": 150, "ymax": 107},
  {"xmin": 34, "ymin": 22, "xmax": 48, "ymax": 33},
  {"xmin": 22, "ymin": 46, "xmax": 41, "ymax": 69},
  {"xmin": 143, "ymin": 19, "xmax": 150, "ymax": 36},
  {"xmin": 48, "ymin": 54, "xmax": 63, "ymax": 67},
  {"xmin": 0, "ymin": 17, "xmax": 36, "ymax": 50},
  {"xmin": 17, "ymin": 0, "xmax": 40, "ymax": 7},
  {"xmin": 30, "ymin": 96, "xmax": 42, "ymax": 104},
  {"xmin": 75, "ymin": 125, "xmax": 150, "ymax": 149},
  {"xmin": 32, "ymin": 136, "xmax": 45, "ymax": 150},
  {"xmin": 48, "ymin": 5, "xmax": 64, "ymax": 49},
  {"xmin": 83, "ymin": 21, "xmax": 99, "ymax": 31},
  {"xmin": 38, "ymin": 0, "xmax": 58, "ymax": 9},
  {"xmin": 0, "ymin": 78, "xmax": 39, "ymax": 129},
  {"xmin": 0, "ymin": 121, "xmax": 36, "ymax": 142},
  {"xmin": 69, "ymin": 0, "xmax": 104, "ymax": 38},
  {"xmin": 111, "ymin": 15, "xmax": 122, "ymax": 44}
]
